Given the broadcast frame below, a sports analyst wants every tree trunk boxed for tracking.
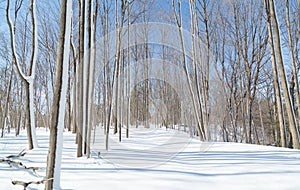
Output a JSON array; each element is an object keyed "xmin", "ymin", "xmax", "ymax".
[
  {"xmin": 1, "ymin": 67, "xmax": 13, "ymax": 138},
  {"xmin": 264, "ymin": 0, "xmax": 287, "ymax": 147},
  {"xmin": 285, "ymin": 0, "xmax": 300, "ymax": 131},
  {"xmin": 126, "ymin": 1, "xmax": 130, "ymax": 138},
  {"xmin": 84, "ymin": 0, "xmax": 93, "ymax": 155},
  {"xmin": 45, "ymin": 0, "xmax": 72, "ymax": 188},
  {"xmin": 189, "ymin": 0, "xmax": 206, "ymax": 140},
  {"xmin": 87, "ymin": 0, "xmax": 98, "ymax": 158},
  {"xmin": 173, "ymin": 0, "xmax": 205, "ymax": 141},
  {"xmin": 77, "ymin": 0, "xmax": 85, "ymax": 157},
  {"xmin": 70, "ymin": 29, "xmax": 77, "ymax": 134},
  {"xmin": 266, "ymin": 0, "xmax": 299, "ymax": 149},
  {"xmin": 258, "ymin": 99, "xmax": 266, "ymax": 145}
]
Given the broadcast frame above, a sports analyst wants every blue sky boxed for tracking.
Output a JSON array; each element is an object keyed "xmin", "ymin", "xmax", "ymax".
[
  {"xmin": 0, "ymin": 0, "xmax": 296, "ymax": 72},
  {"xmin": 0, "ymin": 1, "xmax": 7, "ymax": 33}
]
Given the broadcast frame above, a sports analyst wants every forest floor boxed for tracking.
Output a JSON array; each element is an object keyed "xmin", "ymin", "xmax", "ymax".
[{"xmin": 1, "ymin": 126, "xmax": 300, "ymax": 190}]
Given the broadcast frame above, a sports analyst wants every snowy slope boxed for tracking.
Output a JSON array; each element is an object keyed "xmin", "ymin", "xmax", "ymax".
[{"xmin": 1, "ymin": 127, "xmax": 300, "ymax": 190}]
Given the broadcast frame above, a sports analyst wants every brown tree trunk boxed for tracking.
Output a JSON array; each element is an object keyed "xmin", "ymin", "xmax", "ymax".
[
  {"xmin": 264, "ymin": 1, "xmax": 287, "ymax": 147},
  {"xmin": 1, "ymin": 67, "xmax": 13, "ymax": 138},
  {"xmin": 285, "ymin": 0, "xmax": 300, "ymax": 131},
  {"xmin": 77, "ymin": 0, "xmax": 85, "ymax": 157},
  {"xmin": 266, "ymin": 0, "xmax": 299, "ymax": 149},
  {"xmin": 45, "ymin": 0, "xmax": 72, "ymax": 188}
]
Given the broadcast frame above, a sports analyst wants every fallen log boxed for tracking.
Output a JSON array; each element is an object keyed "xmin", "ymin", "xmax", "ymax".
[
  {"xmin": 12, "ymin": 178, "xmax": 53, "ymax": 190},
  {"xmin": 0, "ymin": 150, "xmax": 41, "ymax": 177}
]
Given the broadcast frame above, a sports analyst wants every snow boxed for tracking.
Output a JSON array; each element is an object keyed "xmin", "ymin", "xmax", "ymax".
[{"xmin": 1, "ymin": 126, "xmax": 300, "ymax": 190}]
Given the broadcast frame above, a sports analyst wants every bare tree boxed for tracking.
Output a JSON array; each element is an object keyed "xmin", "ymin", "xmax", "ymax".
[
  {"xmin": 264, "ymin": 1, "xmax": 287, "ymax": 147},
  {"xmin": 189, "ymin": 0, "xmax": 206, "ymax": 140},
  {"xmin": 172, "ymin": 0, "xmax": 205, "ymax": 141},
  {"xmin": 265, "ymin": 0, "xmax": 300, "ymax": 149},
  {"xmin": 285, "ymin": 0, "xmax": 300, "ymax": 131},
  {"xmin": 6, "ymin": 0, "xmax": 38, "ymax": 149}
]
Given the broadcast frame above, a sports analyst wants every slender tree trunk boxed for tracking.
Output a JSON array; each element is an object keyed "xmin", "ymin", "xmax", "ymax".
[
  {"xmin": 70, "ymin": 29, "xmax": 77, "ymax": 134},
  {"xmin": 285, "ymin": 0, "xmax": 300, "ymax": 130},
  {"xmin": 1, "ymin": 67, "xmax": 13, "ymax": 138},
  {"xmin": 25, "ymin": 83, "xmax": 34, "ymax": 149},
  {"xmin": 264, "ymin": 1, "xmax": 287, "ymax": 147},
  {"xmin": 258, "ymin": 99, "xmax": 266, "ymax": 145},
  {"xmin": 265, "ymin": 0, "xmax": 287, "ymax": 147},
  {"xmin": 172, "ymin": 0, "xmax": 205, "ymax": 141},
  {"xmin": 201, "ymin": 0, "xmax": 211, "ymax": 141},
  {"xmin": 67, "ymin": 59, "xmax": 71, "ymax": 132},
  {"xmin": 106, "ymin": 0, "xmax": 125, "ymax": 147},
  {"xmin": 113, "ymin": 0, "xmax": 126, "ymax": 134},
  {"xmin": 87, "ymin": 0, "xmax": 98, "ymax": 158},
  {"xmin": 77, "ymin": 0, "xmax": 85, "ymax": 157},
  {"xmin": 189, "ymin": 0, "xmax": 206, "ymax": 140},
  {"xmin": 266, "ymin": 0, "xmax": 299, "ymax": 149},
  {"xmin": 84, "ymin": 0, "xmax": 93, "ymax": 155},
  {"xmin": 126, "ymin": 0, "xmax": 130, "ymax": 138},
  {"xmin": 119, "ymin": 54, "xmax": 124, "ymax": 141}
]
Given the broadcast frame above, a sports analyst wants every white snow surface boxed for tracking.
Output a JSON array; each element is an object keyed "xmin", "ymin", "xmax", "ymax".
[{"xmin": 1, "ymin": 127, "xmax": 300, "ymax": 190}]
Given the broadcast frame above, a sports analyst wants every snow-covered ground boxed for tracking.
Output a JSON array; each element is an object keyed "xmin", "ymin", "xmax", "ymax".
[{"xmin": 1, "ymin": 127, "xmax": 300, "ymax": 190}]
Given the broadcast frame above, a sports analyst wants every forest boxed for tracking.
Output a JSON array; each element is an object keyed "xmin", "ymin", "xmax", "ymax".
[{"xmin": 0, "ymin": 0, "xmax": 300, "ymax": 189}]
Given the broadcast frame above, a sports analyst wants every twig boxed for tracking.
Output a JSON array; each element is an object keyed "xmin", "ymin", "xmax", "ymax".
[{"xmin": 6, "ymin": 149, "xmax": 27, "ymax": 159}]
